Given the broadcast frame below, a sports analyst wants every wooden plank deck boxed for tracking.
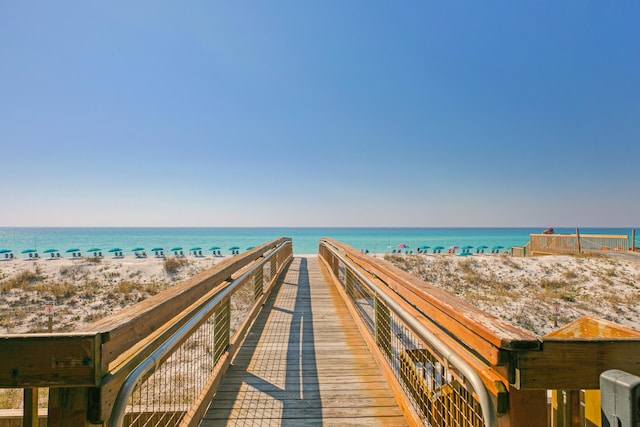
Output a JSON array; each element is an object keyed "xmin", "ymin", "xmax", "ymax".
[{"xmin": 201, "ymin": 256, "xmax": 408, "ymax": 427}]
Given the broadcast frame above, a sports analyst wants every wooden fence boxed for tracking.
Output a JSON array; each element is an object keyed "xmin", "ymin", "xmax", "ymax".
[{"xmin": 529, "ymin": 233, "xmax": 629, "ymax": 256}]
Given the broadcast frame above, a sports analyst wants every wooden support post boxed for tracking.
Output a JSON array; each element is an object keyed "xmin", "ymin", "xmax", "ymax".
[
  {"xmin": 48, "ymin": 387, "xmax": 93, "ymax": 427},
  {"xmin": 568, "ymin": 390, "xmax": 581, "ymax": 427},
  {"xmin": 500, "ymin": 387, "xmax": 547, "ymax": 427},
  {"xmin": 23, "ymin": 388, "xmax": 38, "ymax": 427},
  {"xmin": 632, "ymin": 229, "xmax": 636, "ymax": 250},
  {"xmin": 576, "ymin": 228, "xmax": 581, "ymax": 253}
]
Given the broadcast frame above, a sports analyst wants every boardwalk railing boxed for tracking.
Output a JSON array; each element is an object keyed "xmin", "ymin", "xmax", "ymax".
[
  {"xmin": 319, "ymin": 239, "xmax": 501, "ymax": 427},
  {"xmin": 0, "ymin": 237, "xmax": 292, "ymax": 427},
  {"xmin": 318, "ymin": 238, "xmax": 640, "ymax": 427}
]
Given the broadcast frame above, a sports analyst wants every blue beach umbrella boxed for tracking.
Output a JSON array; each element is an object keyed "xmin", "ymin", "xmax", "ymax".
[
  {"xmin": 419, "ymin": 245, "xmax": 431, "ymax": 250},
  {"xmin": 209, "ymin": 246, "xmax": 221, "ymax": 251},
  {"xmin": 87, "ymin": 248, "xmax": 101, "ymax": 253},
  {"xmin": 190, "ymin": 247, "xmax": 202, "ymax": 251},
  {"xmin": 246, "ymin": 246, "xmax": 255, "ymax": 250},
  {"xmin": 492, "ymin": 245, "xmax": 504, "ymax": 250},
  {"xmin": 229, "ymin": 246, "xmax": 240, "ymax": 250},
  {"xmin": 132, "ymin": 247, "xmax": 145, "ymax": 252},
  {"xmin": 170, "ymin": 247, "xmax": 183, "ymax": 251},
  {"xmin": 461, "ymin": 245, "xmax": 474, "ymax": 250},
  {"xmin": 21, "ymin": 249, "xmax": 37, "ymax": 254},
  {"xmin": 66, "ymin": 248, "xmax": 81, "ymax": 254},
  {"xmin": 433, "ymin": 246, "xmax": 445, "ymax": 250},
  {"xmin": 151, "ymin": 247, "xmax": 164, "ymax": 252},
  {"xmin": 43, "ymin": 248, "xmax": 59, "ymax": 253},
  {"xmin": 108, "ymin": 248, "xmax": 122, "ymax": 253},
  {"xmin": 0, "ymin": 249, "xmax": 11, "ymax": 254},
  {"xmin": 477, "ymin": 245, "xmax": 488, "ymax": 250}
]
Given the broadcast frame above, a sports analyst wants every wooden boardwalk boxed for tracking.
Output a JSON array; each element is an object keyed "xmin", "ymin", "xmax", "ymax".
[{"xmin": 201, "ymin": 256, "xmax": 408, "ymax": 427}]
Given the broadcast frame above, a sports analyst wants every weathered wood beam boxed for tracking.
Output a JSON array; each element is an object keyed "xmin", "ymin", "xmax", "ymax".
[{"xmin": 0, "ymin": 334, "xmax": 100, "ymax": 387}]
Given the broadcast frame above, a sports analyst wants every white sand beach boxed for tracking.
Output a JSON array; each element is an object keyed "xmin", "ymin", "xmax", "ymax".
[
  {"xmin": 0, "ymin": 255, "xmax": 221, "ymax": 334},
  {"xmin": 1, "ymin": 251, "xmax": 639, "ymax": 336},
  {"xmin": 384, "ymin": 252, "xmax": 640, "ymax": 336}
]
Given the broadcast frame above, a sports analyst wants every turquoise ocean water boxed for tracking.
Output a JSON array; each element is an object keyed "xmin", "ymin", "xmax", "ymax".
[{"xmin": 0, "ymin": 227, "xmax": 636, "ymax": 257}]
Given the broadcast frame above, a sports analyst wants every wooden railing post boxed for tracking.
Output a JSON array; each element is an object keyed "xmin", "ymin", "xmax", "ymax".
[{"xmin": 23, "ymin": 388, "xmax": 38, "ymax": 427}]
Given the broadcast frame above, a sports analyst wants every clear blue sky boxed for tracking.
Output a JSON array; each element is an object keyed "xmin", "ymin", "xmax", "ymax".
[{"xmin": 1, "ymin": 1, "xmax": 638, "ymax": 227}]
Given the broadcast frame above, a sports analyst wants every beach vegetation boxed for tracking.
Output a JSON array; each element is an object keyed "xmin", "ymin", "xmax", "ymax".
[
  {"xmin": 539, "ymin": 279, "xmax": 566, "ymax": 290},
  {"xmin": 499, "ymin": 254, "xmax": 522, "ymax": 270},
  {"xmin": 562, "ymin": 269, "xmax": 578, "ymax": 280},
  {"xmin": 87, "ymin": 256, "xmax": 102, "ymax": 264},
  {"xmin": 0, "ymin": 268, "xmax": 43, "ymax": 291},
  {"xmin": 164, "ymin": 257, "xmax": 189, "ymax": 274}
]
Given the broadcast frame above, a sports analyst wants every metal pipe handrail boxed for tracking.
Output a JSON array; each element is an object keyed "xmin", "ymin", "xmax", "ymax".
[
  {"xmin": 107, "ymin": 241, "xmax": 290, "ymax": 427},
  {"xmin": 320, "ymin": 240, "xmax": 498, "ymax": 427}
]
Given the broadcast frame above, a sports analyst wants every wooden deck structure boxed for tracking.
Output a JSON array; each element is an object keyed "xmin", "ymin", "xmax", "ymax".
[
  {"xmin": 2, "ymin": 237, "xmax": 640, "ymax": 427},
  {"xmin": 201, "ymin": 256, "xmax": 408, "ymax": 426}
]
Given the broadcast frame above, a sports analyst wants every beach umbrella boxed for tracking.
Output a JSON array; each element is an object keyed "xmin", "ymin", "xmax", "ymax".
[
  {"xmin": 462, "ymin": 245, "xmax": 474, "ymax": 250},
  {"xmin": 108, "ymin": 248, "xmax": 122, "ymax": 253},
  {"xmin": 492, "ymin": 245, "xmax": 504, "ymax": 250},
  {"xmin": 229, "ymin": 246, "xmax": 240, "ymax": 250},
  {"xmin": 209, "ymin": 246, "xmax": 221, "ymax": 250},
  {"xmin": 190, "ymin": 247, "xmax": 202, "ymax": 251},
  {"xmin": 433, "ymin": 246, "xmax": 445, "ymax": 250},
  {"xmin": 477, "ymin": 245, "xmax": 489, "ymax": 250},
  {"xmin": 419, "ymin": 245, "xmax": 431, "ymax": 250},
  {"xmin": 66, "ymin": 248, "xmax": 81, "ymax": 253},
  {"xmin": 43, "ymin": 248, "xmax": 59, "ymax": 253},
  {"xmin": 0, "ymin": 249, "xmax": 12, "ymax": 254},
  {"xmin": 151, "ymin": 247, "xmax": 164, "ymax": 252},
  {"xmin": 170, "ymin": 247, "xmax": 183, "ymax": 251},
  {"xmin": 397, "ymin": 244, "xmax": 409, "ymax": 249},
  {"xmin": 132, "ymin": 247, "xmax": 145, "ymax": 252},
  {"xmin": 246, "ymin": 246, "xmax": 255, "ymax": 250},
  {"xmin": 87, "ymin": 248, "xmax": 101, "ymax": 253},
  {"xmin": 21, "ymin": 249, "xmax": 37, "ymax": 254}
]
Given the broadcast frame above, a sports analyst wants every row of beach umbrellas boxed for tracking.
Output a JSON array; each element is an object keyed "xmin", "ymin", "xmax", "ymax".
[
  {"xmin": 392, "ymin": 244, "xmax": 508, "ymax": 254},
  {"xmin": 0, "ymin": 245, "xmax": 258, "ymax": 258}
]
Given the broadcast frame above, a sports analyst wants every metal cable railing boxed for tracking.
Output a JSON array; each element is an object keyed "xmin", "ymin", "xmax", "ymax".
[
  {"xmin": 107, "ymin": 240, "xmax": 291, "ymax": 427},
  {"xmin": 320, "ymin": 240, "xmax": 498, "ymax": 427}
]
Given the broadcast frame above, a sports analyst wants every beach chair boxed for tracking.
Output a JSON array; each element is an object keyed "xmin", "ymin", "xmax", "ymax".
[
  {"xmin": 34, "ymin": 253, "xmax": 39, "ymax": 258},
  {"xmin": 9, "ymin": 253, "xmax": 13, "ymax": 259}
]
